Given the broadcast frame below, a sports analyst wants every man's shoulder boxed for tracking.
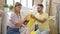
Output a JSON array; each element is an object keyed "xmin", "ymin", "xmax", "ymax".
[
  {"xmin": 44, "ymin": 12, "xmax": 48, "ymax": 14},
  {"xmin": 35, "ymin": 13, "xmax": 40, "ymax": 17},
  {"xmin": 43, "ymin": 12, "xmax": 48, "ymax": 15}
]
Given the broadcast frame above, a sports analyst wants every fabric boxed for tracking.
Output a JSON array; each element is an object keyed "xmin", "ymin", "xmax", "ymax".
[
  {"xmin": 36, "ymin": 29, "xmax": 41, "ymax": 34},
  {"xmin": 40, "ymin": 30, "xmax": 49, "ymax": 34},
  {"xmin": 26, "ymin": 14, "xmax": 35, "ymax": 31},
  {"xmin": 7, "ymin": 27, "xmax": 20, "ymax": 34},
  {"xmin": 20, "ymin": 26, "xmax": 30, "ymax": 34},
  {"xmin": 36, "ymin": 29, "xmax": 49, "ymax": 34},
  {"xmin": 35, "ymin": 13, "xmax": 50, "ymax": 31},
  {"xmin": 8, "ymin": 12, "xmax": 20, "ymax": 28}
]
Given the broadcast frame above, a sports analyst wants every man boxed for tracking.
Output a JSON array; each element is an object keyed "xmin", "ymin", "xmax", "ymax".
[{"xmin": 31, "ymin": 4, "xmax": 50, "ymax": 34}]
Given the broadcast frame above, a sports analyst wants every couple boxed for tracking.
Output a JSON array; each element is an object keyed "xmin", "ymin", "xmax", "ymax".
[{"xmin": 7, "ymin": 2, "xmax": 50, "ymax": 34}]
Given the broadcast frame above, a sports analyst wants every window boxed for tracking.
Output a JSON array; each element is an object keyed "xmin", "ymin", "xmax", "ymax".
[
  {"xmin": 21, "ymin": 0, "xmax": 27, "ymax": 7},
  {"xmin": 42, "ymin": 0, "xmax": 48, "ymax": 12},
  {"xmin": 6, "ymin": 0, "xmax": 34, "ymax": 8},
  {"xmin": 28, "ymin": 0, "xmax": 33, "ymax": 8},
  {"xmin": 14, "ymin": 0, "xmax": 21, "ymax": 4},
  {"xmin": 7, "ymin": 0, "xmax": 13, "ymax": 6}
]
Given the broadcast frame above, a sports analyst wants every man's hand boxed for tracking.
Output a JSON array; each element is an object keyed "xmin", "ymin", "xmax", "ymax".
[{"xmin": 31, "ymin": 14, "xmax": 36, "ymax": 19}]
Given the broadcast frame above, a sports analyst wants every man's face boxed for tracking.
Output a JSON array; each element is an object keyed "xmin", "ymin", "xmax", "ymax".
[{"xmin": 37, "ymin": 6, "xmax": 43, "ymax": 13}]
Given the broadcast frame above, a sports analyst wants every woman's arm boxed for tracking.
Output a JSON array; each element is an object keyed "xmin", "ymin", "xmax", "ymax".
[
  {"xmin": 15, "ymin": 19, "xmax": 25, "ymax": 27},
  {"xmin": 10, "ymin": 13, "xmax": 27, "ymax": 27},
  {"xmin": 15, "ymin": 15, "xmax": 28, "ymax": 27}
]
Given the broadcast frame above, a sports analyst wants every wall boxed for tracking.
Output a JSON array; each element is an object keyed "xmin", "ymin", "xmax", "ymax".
[
  {"xmin": 0, "ymin": 0, "xmax": 5, "ymax": 10},
  {"xmin": 0, "ymin": 0, "xmax": 5, "ymax": 34},
  {"xmin": 50, "ymin": 0, "xmax": 60, "ymax": 16},
  {"xmin": 0, "ymin": 18, "xmax": 1, "ymax": 34},
  {"xmin": 34, "ymin": 0, "xmax": 43, "ymax": 5},
  {"xmin": 49, "ymin": 0, "xmax": 60, "ymax": 34}
]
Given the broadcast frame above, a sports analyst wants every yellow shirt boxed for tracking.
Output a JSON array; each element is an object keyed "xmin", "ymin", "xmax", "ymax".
[{"xmin": 35, "ymin": 13, "xmax": 50, "ymax": 31}]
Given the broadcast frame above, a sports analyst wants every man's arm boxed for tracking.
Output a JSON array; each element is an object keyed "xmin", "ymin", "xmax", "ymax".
[
  {"xmin": 36, "ymin": 18, "xmax": 47, "ymax": 23},
  {"xmin": 31, "ymin": 15, "xmax": 47, "ymax": 23}
]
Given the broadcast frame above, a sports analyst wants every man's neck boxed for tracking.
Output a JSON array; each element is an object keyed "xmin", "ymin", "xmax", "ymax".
[{"xmin": 39, "ymin": 11, "xmax": 43, "ymax": 14}]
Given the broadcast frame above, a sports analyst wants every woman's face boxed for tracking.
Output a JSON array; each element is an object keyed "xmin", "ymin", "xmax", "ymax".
[{"xmin": 15, "ymin": 6, "xmax": 22, "ymax": 13}]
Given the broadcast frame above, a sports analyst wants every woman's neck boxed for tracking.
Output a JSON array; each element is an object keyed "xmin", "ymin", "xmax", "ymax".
[
  {"xmin": 14, "ymin": 11, "xmax": 21, "ymax": 18},
  {"xmin": 17, "ymin": 12, "xmax": 21, "ymax": 18}
]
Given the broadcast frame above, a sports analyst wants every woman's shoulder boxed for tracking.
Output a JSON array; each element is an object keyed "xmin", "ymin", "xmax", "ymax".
[{"xmin": 11, "ymin": 12, "xmax": 16, "ymax": 17}]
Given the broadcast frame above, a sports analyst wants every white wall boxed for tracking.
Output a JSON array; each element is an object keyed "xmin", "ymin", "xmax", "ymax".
[{"xmin": 1, "ymin": 11, "xmax": 8, "ymax": 34}]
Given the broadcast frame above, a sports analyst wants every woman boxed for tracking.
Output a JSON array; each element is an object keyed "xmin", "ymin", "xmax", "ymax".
[{"xmin": 7, "ymin": 2, "xmax": 27, "ymax": 34}]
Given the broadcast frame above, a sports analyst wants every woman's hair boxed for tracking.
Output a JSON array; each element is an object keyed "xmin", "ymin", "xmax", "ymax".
[
  {"xmin": 14, "ymin": 2, "xmax": 22, "ymax": 7},
  {"xmin": 13, "ymin": 2, "xmax": 22, "ymax": 14}
]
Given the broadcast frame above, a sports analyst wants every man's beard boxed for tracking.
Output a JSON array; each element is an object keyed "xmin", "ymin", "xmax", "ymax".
[{"xmin": 38, "ymin": 10, "xmax": 40, "ymax": 13}]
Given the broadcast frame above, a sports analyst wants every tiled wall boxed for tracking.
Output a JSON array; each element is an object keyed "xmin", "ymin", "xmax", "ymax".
[
  {"xmin": 0, "ymin": 0, "xmax": 5, "ymax": 10},
  {"xmin": 0, "ymin": 0, "xmax": 5, "ymax": 34},
  {"xmin": 0, "ymin": 17, "xmax": 2, "ymax": 34}
]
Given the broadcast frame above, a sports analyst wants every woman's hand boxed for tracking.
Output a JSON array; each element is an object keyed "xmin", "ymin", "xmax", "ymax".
[
  {"xmin": 22, "ymin": 24, "xmax": 26, "ymax": 27},
  {"xmin": 15, "ymin": 20, "xmax": 24, "ymax": 27}
]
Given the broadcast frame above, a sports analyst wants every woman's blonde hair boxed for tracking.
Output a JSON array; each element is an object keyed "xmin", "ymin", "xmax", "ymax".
[{"xmin": 13, "ymin": 2, "xmax": 22, "ymax": 15}]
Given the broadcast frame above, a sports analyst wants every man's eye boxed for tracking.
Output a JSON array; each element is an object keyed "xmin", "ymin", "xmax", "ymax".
[{"xmin": 19, "ymin": 7, "xmax": 21, "ymax": 8}]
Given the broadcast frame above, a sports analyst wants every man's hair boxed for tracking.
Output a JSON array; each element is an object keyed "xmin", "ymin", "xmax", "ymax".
[{"xmin": 37, "ymin": 4, "xmax": 43, "ymax": 8}]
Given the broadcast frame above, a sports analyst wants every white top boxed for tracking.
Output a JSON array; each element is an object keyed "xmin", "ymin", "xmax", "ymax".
[{"xmin": 8, "ymin": 12, "xmax": 21, "ymax": 28}]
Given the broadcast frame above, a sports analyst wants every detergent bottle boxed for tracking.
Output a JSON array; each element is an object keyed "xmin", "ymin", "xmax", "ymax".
[
  {"xmin": 35, "ymin": 24, "xmax": 41, "ymax": 34},
  {"xmin": 30, "ymin": 30, "xmax": 36, "ymax": 34},
  {"xmin": 36, "ymin": 29, "xmax": 41, "ymax": 34}
]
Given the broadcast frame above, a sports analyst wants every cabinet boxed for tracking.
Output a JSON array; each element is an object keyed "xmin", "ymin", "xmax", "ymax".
[{"xmin": 57, "ymin": 4, "xmax": 60, "ymax": 33}]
